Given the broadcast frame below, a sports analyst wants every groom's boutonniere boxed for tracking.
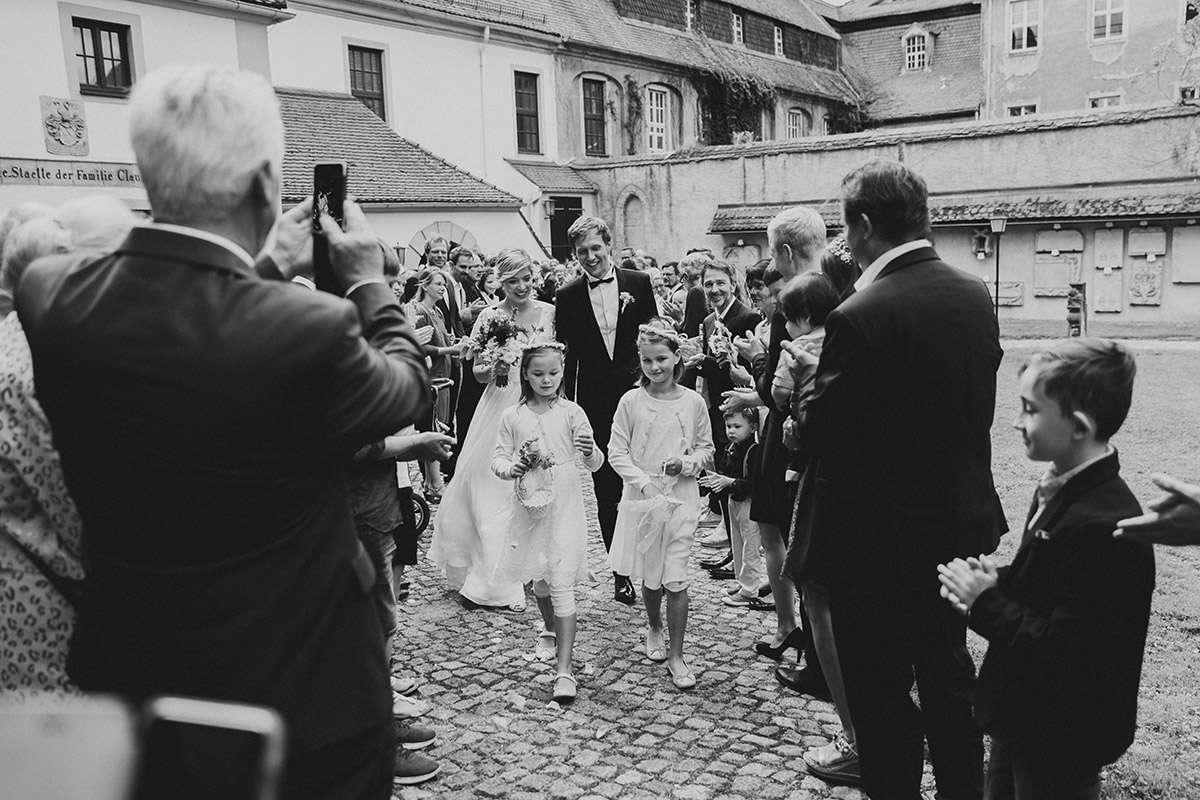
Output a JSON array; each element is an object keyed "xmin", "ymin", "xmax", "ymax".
[{"xmin": 619, "ymin": 291, "xmax": 634, "ymax": 312}]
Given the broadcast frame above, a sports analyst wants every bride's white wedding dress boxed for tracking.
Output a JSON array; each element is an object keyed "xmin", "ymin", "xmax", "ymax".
[{"xmin": 428, "ymin": 302, "xmax": 555, "ymax": 608}]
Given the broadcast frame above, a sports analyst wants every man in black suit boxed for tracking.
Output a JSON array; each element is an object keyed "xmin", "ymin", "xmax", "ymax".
[
  {"xmin": 794, "ymin": 160, "xmax": 1006, "ymax": 800},
  {"xmin": 556, "ymin": 216, "xmax": 655, "ymax": 604},
  {"xmin": 17, "ymin": 65, "xmax": 430, "ymax": 800}
]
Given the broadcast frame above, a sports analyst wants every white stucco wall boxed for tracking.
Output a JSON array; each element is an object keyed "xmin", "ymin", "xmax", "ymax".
[
  {"xmin": 269, "ymin": 3, "xmax": 560, "ymax": 208},
  {"xmin": 0, "ymin": 0, "xmax": 274, "ymax": 211}
]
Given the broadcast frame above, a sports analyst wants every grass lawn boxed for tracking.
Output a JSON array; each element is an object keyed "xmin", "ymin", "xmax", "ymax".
[{"xmin": 986, "ymin": 343, "xmax": 1200, "ymax": 799}]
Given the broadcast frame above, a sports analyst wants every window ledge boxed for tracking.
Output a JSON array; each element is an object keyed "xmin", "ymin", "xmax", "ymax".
[{"xmin": 79, "ymin": 85, "xmax": 130, "ymax": 99}]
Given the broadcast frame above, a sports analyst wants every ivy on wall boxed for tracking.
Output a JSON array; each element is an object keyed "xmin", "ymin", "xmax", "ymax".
[
  {"xmin": 692, "ymin": 69, "xmax": 775, "ymax": 145},
  {"xmin": 623, "ymin": 74, "xmax": 643, "ymax": 155}
]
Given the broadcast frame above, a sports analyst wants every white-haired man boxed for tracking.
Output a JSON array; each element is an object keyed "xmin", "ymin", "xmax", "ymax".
[{"xmin": 17, "ymin": 65, "xmax": 431, "ymax": 799}]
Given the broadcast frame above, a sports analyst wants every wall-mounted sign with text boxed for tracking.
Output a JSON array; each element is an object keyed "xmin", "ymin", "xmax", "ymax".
[{"xmin": 0, "ymin": 158, "xmax": 142, "ymax": 188}]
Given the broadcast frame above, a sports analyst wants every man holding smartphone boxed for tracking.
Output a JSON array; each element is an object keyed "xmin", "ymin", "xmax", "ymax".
[{"xmin": 17, "ymin": 65, "xmax": 429, "ymax": 800}]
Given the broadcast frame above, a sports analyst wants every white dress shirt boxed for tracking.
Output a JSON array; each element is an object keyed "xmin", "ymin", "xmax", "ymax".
[
  {"xmin": 588, "ymin": 262, "xmax": 619, "ymax": 358},
  {"xmin": 853, "ymin": 238, "xmax": 933, "ymax": 292}
]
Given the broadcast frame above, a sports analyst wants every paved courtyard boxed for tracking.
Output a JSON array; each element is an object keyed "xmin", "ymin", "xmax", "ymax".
[{"xmin": 390, "ymin": 466, "xmax": 935, "ymax": 799}]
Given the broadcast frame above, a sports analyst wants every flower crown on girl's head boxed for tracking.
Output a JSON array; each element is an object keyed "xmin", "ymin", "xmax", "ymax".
[
  {"xmin": 637, "ymin": 322, "xmax": 682, "ymax": 347},
  {"xmin": 520, "ymin": 339, "xmax": 566, "ymax": 356}
]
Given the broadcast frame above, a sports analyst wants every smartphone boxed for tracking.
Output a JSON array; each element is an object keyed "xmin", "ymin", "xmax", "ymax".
[
  {"xmin": 132, "ymin": 696, "xmax": 286, "ymax": 800},
  {"xmin": 312, "ymin": 161, "xmax": 348, "ymax": 294},
  {"xmin": 0, "ymin": 694, "xmax": 137, "ymax": 800}
]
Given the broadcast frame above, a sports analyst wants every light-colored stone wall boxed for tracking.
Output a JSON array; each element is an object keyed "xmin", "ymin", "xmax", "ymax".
[
  {"xmin": 575, "ymin": 107, "xmax": 1200, "ymax": 321},
  {"xmin": 981, "ymin": 0, "xmax": 1189, "ymax": 118}
]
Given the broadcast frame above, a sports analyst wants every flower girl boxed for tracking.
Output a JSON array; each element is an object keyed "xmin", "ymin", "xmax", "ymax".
[
  {"xmin": 491, "ymin": 342, "xmax": 603, "ymax": 703},
  {"xmin": 608, "ymin": 323, "xmax": 714, "ymax": 689}
]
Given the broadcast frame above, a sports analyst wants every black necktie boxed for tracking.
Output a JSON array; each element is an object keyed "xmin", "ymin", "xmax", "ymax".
[{"xmin": 588, "ymin": 276, "xmax": 614, "ymax": 290}]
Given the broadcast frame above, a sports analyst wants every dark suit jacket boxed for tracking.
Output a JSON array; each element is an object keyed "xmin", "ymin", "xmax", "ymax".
[
  {"xmin": 556, "ymin": 266, "xmax": 655, "ymax": 449},
  {"xmin": 436, "ymin": 267, "xmax": 465, "ymax": 339},
  {"xmin": 16, "ymin": 226, "xmax": 429, "ymax": 752},
  {"xmin": 970, "ymin": 451, "xmax": 1153, "ymax": 767},
  {"xmin": 694, "ymin": 299, "xmax": 760, "ymax": 415},
  {"xmin": 793, "ymin": 246, "xmax": 1006, "ymax": 592}
]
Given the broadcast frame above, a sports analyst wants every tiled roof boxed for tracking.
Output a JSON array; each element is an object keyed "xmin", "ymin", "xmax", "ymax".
[
  {"xmin": 505, "ymin": 160, "xmax": 596, "ymax": 193},
  {"xmin": 708, "ymin": 184, "xmax": 1200, "ymax": 232},
  {"xmin": 275, "ymin": 87, "xmax": 520, "ymax": 206},
  {"xmin": 840, "ymin": 10, "xmax": 981, "ymax": 120},
  {"xmin": 731, "ymin": 0, "xmax": 838, "ymax": 37},
  {"xmin": 554, "ymin": 0, "xmax": 853, "ymax": 100},
  {"xmin": 837, "ymin": 0, "xmax": 978, "ymax": 23},
  {"xmin": 387, "ymin": 0, "xmax": 556, "ymax": 35},
  {"xmin": 241, "ymin": 0, "xmax": 287, "ymax": 6},
  {"xmin": 386, "ymin": 0, "xmax": 853, "ymax": 101},
  {"xmin": 572, "ymin": 103, "xmax": 1200, "ymax": 168}
]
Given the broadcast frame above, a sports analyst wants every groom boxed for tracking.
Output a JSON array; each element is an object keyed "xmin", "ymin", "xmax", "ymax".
[{"xmin": 557, "ymin": 217, "xmax": 656, "ymax": 604}]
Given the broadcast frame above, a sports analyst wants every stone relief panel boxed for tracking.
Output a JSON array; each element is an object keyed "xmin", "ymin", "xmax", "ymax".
[
  {"xmin": 40, "ymin": 96, "xmax": 88, "ymax": 156},
  {"xmin": 1093, "ymin": 270, "xmax": 1123, "ymax": 313},
  {"xmin": 1129, "ymin": 259, "xmax": 1163, "ymax": 306},
  {"xmin": 1093, "ymin": 228, "xmax": 1124, "ymax": 270},
  {"xmin": 1172, "ymin": 226, "xmax": 1200, "ymax": 284},
  {"xmin": 1128, "ymin": 227, "xmax": 1167, "ymax": 258},
  {"xmin": 722, "ymin": 243, "xmax": 761, "ymax": 268},
  {"xmin": 984, "ymin": 280, "xmax": 1024, "ymax": 306},
  {"xmin": 1033, "ymin": 253, "xmax": 1082, "ymax": 297}
]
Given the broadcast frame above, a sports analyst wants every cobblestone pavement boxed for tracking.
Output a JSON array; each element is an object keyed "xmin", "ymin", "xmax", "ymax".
[{"xmin": 390, "ymin": 466, "xmax": 932, "ymax": 799}]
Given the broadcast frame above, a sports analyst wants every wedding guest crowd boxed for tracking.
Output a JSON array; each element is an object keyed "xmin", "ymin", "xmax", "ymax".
[{"xmin": 0, "ymin": 61, "xmax": 1179, "ymax": 800}]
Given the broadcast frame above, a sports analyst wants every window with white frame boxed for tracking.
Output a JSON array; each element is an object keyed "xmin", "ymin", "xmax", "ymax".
[
  {"xmin": 732, "ymin": 12, "xmax": 744, "ymax": 44},
  {"xmin": 1092, "ymin": 0, "xmax": 1124, "ymax": 39},
  {"xmin": 1182, "ymin": 86, "xmax": 1199, "ymax": 101},
  {"xmin": 905, "ymin": 33, "xmax": 928, "ymax": 70},
  {"xmin": 685, "ymin": 0, "xmax": 697, "ymax": 31},
  {"xmin": 774, "ymin": 26, "xmax": 784, "ymax": 56},
  {"xmin": 1007, "ymin": 103, "xmax": 1038, "ymax": 116},
  {"xmin": 1089, "ymin": 93, "xmax": 1122, "ymax": 108},
  {"xmin": 1009, "ymin": 0, "xmax": 1040, "ymax": 51},
  {"xmin": 582, "ymin": 78, "xmax": 607, "ymax": 157},
  {"xmin": 348, "ymin": 46, "xmax": 386, "ymax": 120},
  {"xmin": 646, "ymin": 87, "xmax": 669, "ymax": 152},
  {"xmin": 785, "ymin": 108, "xmax": 812, "ymax": 138}
]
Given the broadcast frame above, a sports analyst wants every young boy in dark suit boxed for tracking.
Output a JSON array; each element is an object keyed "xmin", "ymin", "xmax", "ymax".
[{"xmin": 938, "ymin": 338, "xmax": 1155, "ymax": 800}]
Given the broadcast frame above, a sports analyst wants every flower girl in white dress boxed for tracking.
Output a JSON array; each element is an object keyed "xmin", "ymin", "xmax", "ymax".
[
  {"xmin": 608, "ymin": 323, "xmax": 713, "ymax": 690},
  {"xmin": 491, "ymin": 342, "xmax": 603, "ymax": 703}
]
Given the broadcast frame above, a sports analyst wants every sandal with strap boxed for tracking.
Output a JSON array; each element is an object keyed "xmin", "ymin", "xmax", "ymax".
[
  {"xmin": 534, "ymin": 629, "xmax": 556, "ymax": 661},
  {"xmin": 552, "ymin": 673, "xmax": 577, "ymax": 704}
]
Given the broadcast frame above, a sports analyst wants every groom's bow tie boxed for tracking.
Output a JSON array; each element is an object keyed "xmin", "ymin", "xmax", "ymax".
[{"xmin": 588, "ymin": 276, "xmax": 615, "ymax": 289}]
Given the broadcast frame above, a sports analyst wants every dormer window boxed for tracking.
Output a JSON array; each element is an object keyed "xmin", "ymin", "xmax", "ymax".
[{"xmin": 902, "ymin": 25, "xmax": 931, "ymax": 71}]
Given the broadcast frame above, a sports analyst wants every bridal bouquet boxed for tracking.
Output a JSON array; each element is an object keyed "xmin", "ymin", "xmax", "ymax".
[
  {"xmin": 472, "ymin": 312, "xmax": 523, "ymax": 387},
  {"xmin": 515, "ymin": 436, "xmax": 556, "ymax": 517}
]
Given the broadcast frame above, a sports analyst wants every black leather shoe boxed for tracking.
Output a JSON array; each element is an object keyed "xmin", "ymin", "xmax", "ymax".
[
  {"xmin": 775, "ymin": 664, "xmax": 832, "ymax": 701},
  {"xmin": 614, "ymin": 574, "xmax": 636, "ymax": 605},
  {"xmin": 699, "ymin": 552, "xmax": 732, "ymax": 571},
  {"xmin": 707, "ymin": 567, "xmax": 735, "ymax": 580}
]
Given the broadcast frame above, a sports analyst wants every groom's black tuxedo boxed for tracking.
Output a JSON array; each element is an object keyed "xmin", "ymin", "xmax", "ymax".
[{"xmin": 557, "ymin": 266, "xmax": 655, "ymax": 547}]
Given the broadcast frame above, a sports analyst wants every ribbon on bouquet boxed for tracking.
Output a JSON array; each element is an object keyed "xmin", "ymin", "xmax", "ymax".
[{"xmin": 630, "ymin": 493, "xmax": 684, "ymax": 555}]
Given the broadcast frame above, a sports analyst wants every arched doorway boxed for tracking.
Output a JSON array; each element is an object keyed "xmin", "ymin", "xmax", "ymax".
[
  {"xmin": 407, "ymin": 221, "xmax": 479, "ymax": 265},
  {"xmin": 622, "ymin": 195, "xmax": 645, "ymax": 252}
]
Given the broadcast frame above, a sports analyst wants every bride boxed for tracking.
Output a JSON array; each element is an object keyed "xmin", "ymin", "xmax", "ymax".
[{"xmin": 429, "ymin": 248, "xmax": 555, "ymax": 610}]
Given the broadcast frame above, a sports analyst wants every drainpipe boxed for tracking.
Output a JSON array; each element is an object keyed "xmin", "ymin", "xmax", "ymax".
[
  {"xmin": 982, "ymin": 0, "xmax": 992, "ymax": 120},
  {"xmin": 479, "ymin": 25, "xmax": 491, "ymax": 179}
]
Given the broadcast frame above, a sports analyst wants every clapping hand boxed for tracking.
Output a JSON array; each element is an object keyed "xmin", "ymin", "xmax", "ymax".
[
  {"xmin": 733, "ymin": 333, "xmax": 763, "ymax": 362},
  {"xmin": 937, "ymin": 556, "xmax": 998, "ymax": 615},
  {"xmin": 720, "ymin": 389, "xmax": 759, "ymax": 413},
  {"xmin": 1115, "ymin": 473, "xmax": 1200, "ymax": 546},
  {"xmin": 414, "ymin": 325, "xmax": 434, "ymax": 346},
  {"xmin": 698, "ymin": 474, "xmax": 732, "ymax": 492},
  {"xmin": 574, "ymin": 429, "xmax": 594, "ymax": 457},
  {"xmin": 662, "ymin": 457, "xmax": 683, "ymax": 477}
]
